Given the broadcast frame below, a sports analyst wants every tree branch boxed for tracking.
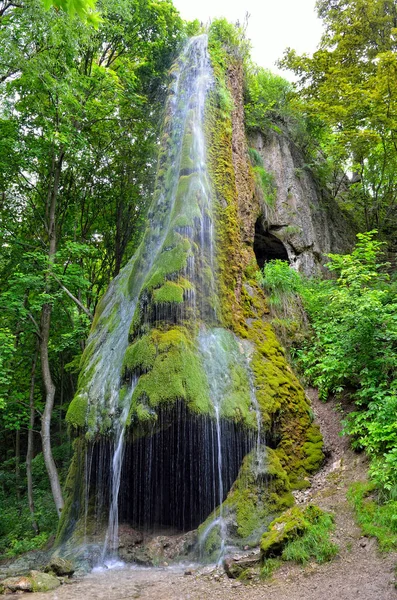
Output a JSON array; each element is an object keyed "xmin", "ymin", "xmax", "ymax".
[{"xmin": 49, "ymin": 272, "xmax": 93, "ymax": 320}]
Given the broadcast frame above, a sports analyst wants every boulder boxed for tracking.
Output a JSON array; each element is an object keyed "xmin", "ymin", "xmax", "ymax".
[
  {"xmin": 44, "ymin": 557, "xmax": 75, "ymax": 577},
  {"xmin": 260, "ymin": 506, "xmax": 309, "ymax": 558},
  {"xmin": 224, "ymin": 551, "xmax": 261, "ymax": 579},
  {"xmin": 119, "ymin": 530, "xmax": 196, "ymax": 565},
  {"xmin": 2, "ymin": 571, "xmax": 61, "ymax": 593},
  {"xmin": 30, "ymin": 570, "xmax": 60, "ymax": 592},
  {"xmin": 1, "ymin": 575, "xmax": 33, "ymax": 593}
]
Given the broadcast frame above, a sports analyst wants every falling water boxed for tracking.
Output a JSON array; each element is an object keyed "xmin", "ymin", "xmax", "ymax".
[
  {"xmin": 76, "ymin": 35, "xmax": 214, "ymax": 438},
  {"xmin": 198, "ymin": 329, "xmax": 262, "ymax": 561},
  {"xmin": 73, "ymin": 35, "xmax": 218, "ymax": 560},
  {"xmin": 100, "ymin": 377, "xmax": 138, "ymax": 564},
  {"xmin": 67, "ymin": 34, "xmax": 264, "ymax": 563}
]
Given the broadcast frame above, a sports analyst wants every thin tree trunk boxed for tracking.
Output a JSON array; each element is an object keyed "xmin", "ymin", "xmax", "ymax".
[
  {"xmin": 27, "ymin": 341, "xmax": 39, "ymax": 535},
  {"xmin": 40, "ymin": 150, "xmax": 64, "ymax": 517},
  {"xmin": 15, "ymin": 429, "xmax": 20, "ymax": 504},
  {"xmin": 59, "ymin": 355, "xmax": 64, "ymax": 436}
]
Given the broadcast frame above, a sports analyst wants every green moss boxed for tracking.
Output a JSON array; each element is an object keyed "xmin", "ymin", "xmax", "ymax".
[
  {"xmin": 136, "ymin": 402, "xmax": 155, "ymax": 422},
  {"xmin": 66, "ymin": 393, "xmax": 88, "ymax": 429},
  {"xmin": 126, "ymin": 327, "xmax": 212, "ymax": 423},
  {"xmin": 144, "ymin": 239, "xmax": 191, "ymax": 292},
  {"xmin": 172, "ymin": 173, "xmax": 204, "ymax": 228},
  {"xmin": 179, "ymin": 127, "xmax": 198, "ymax": 174},
  {"xmin": 260, "ymin": 504, "xmax": 337, "ymax": 561},
  {"xmin": 204, "ymin": 30, "xmax": 323, "ymax": 530},
  {"xmin": 281, "ymin": 508, "xmax": 338, "ymax": 564},
  {"xmin": 123, "ymin": 334, "xmax": 157, "ymax": 373},
  {"xmin": 239, "ymin": 315, "xmax": 324, "ymax": 486},
  {"xmin": 56, "ymin": 438, "xmax": 86, "ymax": 546},
  {"xmin": 260, "ymin": 506, "xmax": 309, "ymax": 557},
  {"xmin": 153, "ymin": 281, "xmax": 184, "ymax": 303},
  {"xmin": 152, "ymin": 278, "xmax": 193, "ymax": 304},
  {"xmin": 224, "ymin": 447, "xmax": 294, "ymax": 541},
  {"xmin": 198, "ymin": 516, "xmax": 222, "ymax": 558}
]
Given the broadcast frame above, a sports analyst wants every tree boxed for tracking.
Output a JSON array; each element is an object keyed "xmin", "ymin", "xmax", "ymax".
[
  {"xmin": 42, "ymin": 0, "xmax": 100, "ymax": 25},
  {"xmin": 0, "ymin": 0, "xmax": 184, "ymax": 530},
  {"xmin": 280, "ymin": 0, "xmax": 397, "ymax": 236}
]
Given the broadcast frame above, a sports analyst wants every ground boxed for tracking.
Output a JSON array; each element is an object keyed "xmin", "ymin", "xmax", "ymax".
[{"xmin": 7, "ymin": 390, "xmax": 397, "ymax": 600}]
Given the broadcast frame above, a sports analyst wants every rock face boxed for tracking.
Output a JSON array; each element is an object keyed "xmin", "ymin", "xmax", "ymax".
[
  {"xmin": 117, "ymin": 527, "xmax": 196, "ymax": 565},
  {"xmin": 250, "ymin": 130, "xmax": 356, "ymax": 275}
]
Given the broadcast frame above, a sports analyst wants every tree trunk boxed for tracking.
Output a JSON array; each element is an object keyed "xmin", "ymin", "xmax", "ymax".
[
  {"xmin": 40, "ymin": 150, "xmax": 64, "ymax": 517},
  {"xmin": 15, "ymin": 428, "xmax": 20, "ymax": 504},
  {"xmin": 27, "ymin": 341, "xmax": 39, "ymax": 535}
]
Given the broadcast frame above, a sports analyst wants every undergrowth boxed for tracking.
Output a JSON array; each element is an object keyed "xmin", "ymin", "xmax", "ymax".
[
  {"xmin": 260, "ymin": 558, "xmax": 281, "ymax": 579},
  {"xmin": 348, "ymin": 482, "xmax": 397, "ymax": 552},
  {"xmin": 281, "ymin": 511, "xmax": 338, "ymax": 564},
  {"xmin": 261, "ymin": 508, "xmax": 338, "ymax": 579},
  {"xmin": 0, "ymin": 443, "xmax": 71, "ymax": 558}
]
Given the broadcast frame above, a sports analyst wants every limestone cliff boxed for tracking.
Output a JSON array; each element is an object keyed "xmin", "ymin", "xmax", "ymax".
[{"xmin": 250, "ymin": 130, "xmax": 356, "ymax": 276}]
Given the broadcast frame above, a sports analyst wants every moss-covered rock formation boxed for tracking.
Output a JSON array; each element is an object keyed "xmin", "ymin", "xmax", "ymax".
[{"xmin": 60, "ymin": 30, "xmax": 323, "ymax": 557}]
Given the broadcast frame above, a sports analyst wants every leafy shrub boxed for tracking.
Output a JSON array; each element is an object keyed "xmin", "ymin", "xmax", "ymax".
[
  {"xmin": 0, "ymin": 444, "xmax": 71, "ymax": 558},
  {"xmin": 248, "ymin": 148, "xmax": 276, "ymax": 207},
  {"xmin": 244, "ymin": 66, "xmax": 294, "ymax": 131},
  {"xmin": 256, "ymin": 259, "xmax": 301, "ymax": 311},
  {"xmin": 296, "ymin": 231, "xmax": 397, "ymax": 495}
]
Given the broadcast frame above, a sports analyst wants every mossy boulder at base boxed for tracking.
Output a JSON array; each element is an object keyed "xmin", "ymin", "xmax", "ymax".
[
  {"xmin": 260, "ymin": 504, "xmax": 325, "ymax": 558},
  {"xmin": 198, "ymin": 447, "xmax": 295, "ymax": 557},
  {"xmin": 1, "ymin": 571, "xmax": 60, "ymax": 594}
]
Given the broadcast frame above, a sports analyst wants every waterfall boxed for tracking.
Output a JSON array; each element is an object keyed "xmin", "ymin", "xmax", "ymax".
[{"xmin": 67, "ymin": 34, "xmax": 265, "ymax": 564}]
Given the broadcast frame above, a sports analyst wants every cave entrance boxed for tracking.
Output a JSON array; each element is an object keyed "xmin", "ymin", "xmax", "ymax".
[
  {"xmin": 254, "ymin": 218, "xmax": 289, "ymax": 269},
  {"xmin": 87, "ymin": 403, "xmax": 255, "ymax": 532}
]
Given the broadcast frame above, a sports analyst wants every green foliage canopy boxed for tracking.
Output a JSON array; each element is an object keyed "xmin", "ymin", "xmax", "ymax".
[{"xmin": 280, "ymin": 0, "xmax": 397, "ymax": 234}]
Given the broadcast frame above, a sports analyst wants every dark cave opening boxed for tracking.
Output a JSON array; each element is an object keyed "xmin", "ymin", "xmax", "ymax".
[
  {"xmin": 87, "ymin": 403, "xmax": 255, "ymax": 533},
  {"xmin": 253, "ymin": 218, "xmax": 289, "ymax": 269}
]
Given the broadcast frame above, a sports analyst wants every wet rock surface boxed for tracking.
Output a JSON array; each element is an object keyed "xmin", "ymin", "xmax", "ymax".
[
  {"xmin": 44, "ymin": 557, "xmax": 75, "ymax": 576},
  {"xmin": 0, "ymin": 551, "xmax": 49, "ymax": 579},
  {"xmin": 118, "ymin": 529, "xmax": 196, "ymax": 565}
]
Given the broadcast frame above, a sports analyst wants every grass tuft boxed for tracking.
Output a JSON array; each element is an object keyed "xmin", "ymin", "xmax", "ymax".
[
  {"xmin": 348, "ymin": 482, "xmax": 397, "ymax": 552},
  {"xmin": 281, "ymin": 511, "xmax": 338, "ymax": 564}
]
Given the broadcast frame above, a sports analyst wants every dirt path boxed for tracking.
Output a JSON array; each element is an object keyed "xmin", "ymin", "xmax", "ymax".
[{"xmin": 10, "ymin": 390, "xmax": 397, "ymax": 600}]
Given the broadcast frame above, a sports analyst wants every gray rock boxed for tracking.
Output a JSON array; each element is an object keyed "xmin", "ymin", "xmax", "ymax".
[
  {"xmin": 223, "ymin": 550, "xmax": 261, "ymax": 579},
  {"xmin": 29, "ymin": 570, "xmax": 61, "ymax": 592},
  {"xmin": 1, "ymin": 570, "xmax": 60, "ymax": 593},
  {"xmin": 44, "ymin": 556, "xmax": 75, "ymax": 576},
  {"xmin": 250, "ymin": 130, "xmax": 356, "ymax": 276},
  {"xmin": 1, "ymin": 575, "xmax": 33, "ymax": 593},
  {"xmin": 0, "ymin": 550, "xmax": 49, "ymax": 579}
]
